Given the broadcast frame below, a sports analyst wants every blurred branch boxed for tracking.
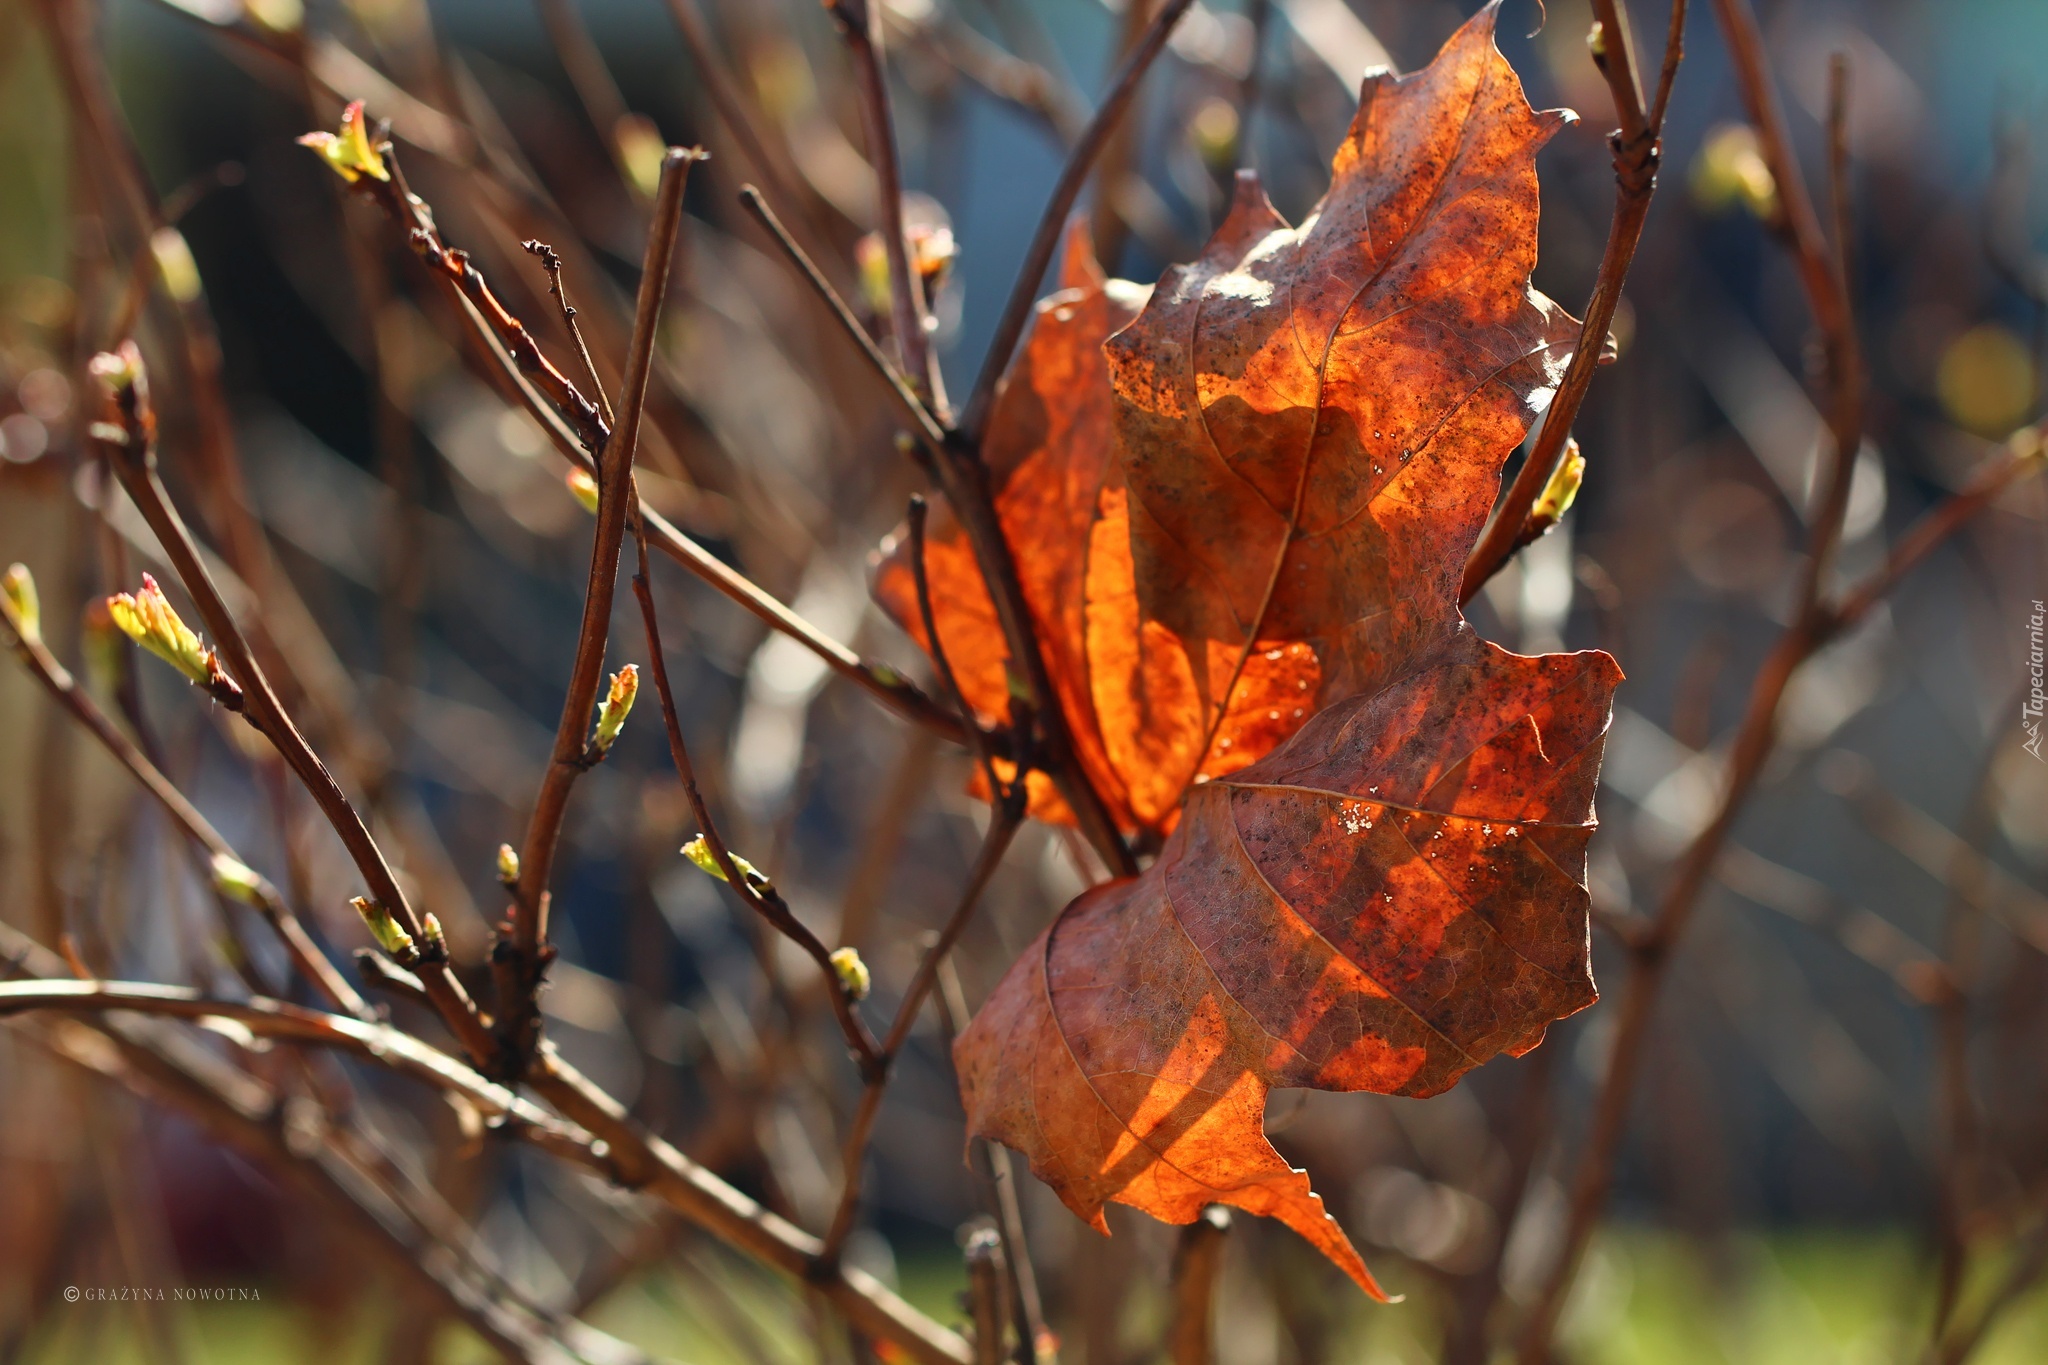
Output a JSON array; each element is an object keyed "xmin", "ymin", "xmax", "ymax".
[
  {"xmin": 0, "ymin": 593, "xmax": 371, "ymax": 1022},
  {"xmin": 828, "ymin": 0, "xmax": 947, "ymax": 413},
  {"xmin": 1514, "ymin": 12, "xmax": 1862, "ymax": 1352},
  {"xmin": 965, "ymin": 1226, "xmax": 1010, "ymax": 1365},
  {"xmin": 1167, "ymin": 1206, "xmax": 1232, "ymax": 1365},
  {"xmin": 820, "ymin": 796, "xmax": 1023, "ymax": 1260},
  {"xmin": 0, "ymin": 931, "xmax": 654, "ymax": 1365},
  {"xmin": 959, "ymin": 0, "xmax": 1195, "ymax": 442},
  {"xmin": 1461, "ymin": 0, "xmax": 1687, "ymax": 604},
  {"xmin": 629, "ymin": 530, "xmax": 882, "ymax": 1072}
]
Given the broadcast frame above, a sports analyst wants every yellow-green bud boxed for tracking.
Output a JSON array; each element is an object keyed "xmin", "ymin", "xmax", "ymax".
[
  {"xmin": 107, "ymin": 574, "xmax": 214, "ymax": 686},
  {"xmin": 592, "ymin": 664, "xmax": 638, "ymax": 754},
  {"xmin": 210, "ymin": 853, "xmax": 265, "ymax": 907},
  {"xmin": 829, "ymin": 946, "xmax": 871, "ymax": 1002},
  {"xmin": 566, "ymin": 467, "xmax": 599, "ymax": 514},
  {"xmin": 421, "ymin": 912, "xmax": 446, "ymax": 953},
  {"xmin": 615, "ymin": 114, "xmax": 667, "ymax": 200},
  {"xmin": 150, "ymin": 228, "xmax": 202, "ymax": 305},
  {"xmin": 1530, "ymin": 439, "xmax": 1586, "ymax": 529},
  {"xmin": 350, "ymin": 895, "xmax": 415, "ymax": 959},
  {"xmin": 681, "ymin": 835, "xmax": 769, "ymax": 891},
  {"xmin": 2, "ymin": 564, "xmax": 39, "ymax": 644},
  {"xmin": 297, "ymin": 101, "xmax": 389, "ymax": 184},
  {"xmin": 496, "ymin": 843, "xmax": 521, "ymax": 885}
]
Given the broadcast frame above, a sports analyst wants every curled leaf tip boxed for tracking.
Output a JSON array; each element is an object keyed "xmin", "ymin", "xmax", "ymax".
[
  {"xmin": 592, "ymin": 664, "xmax": 638, "ymax": 753},
  {"xmin": 298, "ymin": 101, "xmax": 389, "ymax": 184},
  {"xmin": 829, "ymin": 946, "xmax": 871, "ymax": 1002},
  {"xmin": 2, "ymin": 564, "xmax": 39, "ymax": 643}
]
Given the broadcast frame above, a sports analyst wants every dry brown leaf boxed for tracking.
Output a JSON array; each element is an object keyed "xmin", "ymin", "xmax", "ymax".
[
  {"xmin": 877, "ymin": 4, "xmax": 1584, "ymax": 837},
  {"xmin": 958, "ymin": 631, "xmax": 1618, "ymax": 1295},
  {"xmin": 887, "ymin": 4, "xmax": 1623, "ymax": 1291}
]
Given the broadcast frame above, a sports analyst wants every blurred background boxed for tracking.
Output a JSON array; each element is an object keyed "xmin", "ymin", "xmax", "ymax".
[{"xmin": 1, "ymin": 0, "xmax": 2046, "ymax": 1360}]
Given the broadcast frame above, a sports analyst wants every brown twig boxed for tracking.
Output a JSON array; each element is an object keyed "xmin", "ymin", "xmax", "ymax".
[
  {"xmin": 499, "ymin": 147, "xmax": 700, "ymax": 1070},
  {"xmin": 737, "ymin": 184, "xmax": 948, "ymax": 449},
  {"xmin": 827, "ymin": 0, "xmax": 947, "ymax": 414},
  {"xmin": 629, "ymin": 530, "xmax": 881, "ymax": 1071},
  {"xmin": 820, "ymin": 799, "xmax": 1024, "ymax": 1261},
  {"xmin": 87, "ymin": 353, "xmax": 496, "ymax": 1066},
  {"xmin": 1461, "ymin": 0, "xmax": 1687, "ymax": 604},
  {"xmin": 522, "ymin": 1045, "xmax": 974, "ymax": 1365},
  {"xmin": 958, "ymin": 0, "xmax": 1195, "ymax": 442},
  {"xmin": 1167, "ymin": 1206, "xmax": 1232, "ymax": 1365},
  {"xmin": 523, "ymin": 237, "xmax": 615, "ymax": 426},
  {"xmin": 936, "ymin": 957, "xmax": 1053, "ymax": 1365},
  {"xmin": 1513, "ymin": 12, "xmax": 1864, "ymax": 1354},
  {"xmin": 965, "ymin": 1226, "xmax": 1010, "ymax": 1365},
  {"xmin": 0, "ymin": 599, "xmax": 371, "ymax": 1022}
]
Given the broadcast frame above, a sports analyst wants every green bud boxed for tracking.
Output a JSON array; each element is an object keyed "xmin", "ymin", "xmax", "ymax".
[
  {"xmin": 496, "ymin": 843, "xmax": 521, "ymax": 885},
  {"xmin": 350, "ymin": 895, "xmax": 415, "ymax": 959},
  {"xmin": 1530, "ymin": 439, "xmax": 1586, "ymax": 528},
  {"xmin": 210, "ymin": 853, "xmax": 265, "ymax": 907},
  {"xmin": 566, "ymin": 467, "xmax": 599, "ymax": 514},
  {"xmin": 297, "ymin": 101, "xmax": 389, "ymax": 184},
  {"xmin": 591, "ymin": 664, "xmax": 638, "ymax": 754},
  {"xmin": 107, "ymin": 574, "xmax": 214, "ymax": 686},
  {"xmin": 682, "ymin": 835, "xmax": 770, "ymax": 891},
  {"xmin": 421, "ymin": 912, "xmax": 446, "ymax": 953},
  {"xmin": 2, "ymin": 564, "xmax": 39, "ymax": 644},
  {"xmin": 829, "ymin": 946, "xmax": 871, "ymax": 1002}
]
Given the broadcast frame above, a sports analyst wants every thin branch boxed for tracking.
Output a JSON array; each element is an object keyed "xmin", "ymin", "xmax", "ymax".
[
  {"xmin": 0, "ymin": 980, "xmax": 590, "ymax": 1148},
  {"xmin": 965, "ymin": 1227, "xmax": 1009, "ymax": 1365},
  {"xmin": 820, "ymin": 801, "xmax": 1023, "ymax": 1261},
  {"xmin": 524, "ymin": 237, "xmax": 615, "ymax": 427},
  {"xmin": 1461, "ymin": 0, "xmax": 1687, "ymax": 603},
  {"xmin": 0, "ymin": 601, "xmax": 371, "ymax": 1022},
  {"xmin": 958, "ymin": 0, "xmax": 1196, "ymax": 442},
  {"xmin": 738, "ymin": 184, "xmax": 947, "ymax": 449},
  {"xmin": 1513, "ymin": 10, "xmax": 1862, "ymax": 1353},
  {"xmin": 629, "ymin": 530, "xmax": 880, "ymax": 1070},
  {"xmin": 523, "ymin": 1046, "xmax": 974, "ymax": 1365},
  {"xmin": 341, "ymin": 150, "xmax": 961, "ymax": 743},
  {"xmin": 502, "ymin": 148, "xmax": 701, "ymax": 1069},
  {"xmin": 88, "ymin": 355, "xmax": 496, "ymax": 1066},
  {"xmin": 1168, "ymin": 1206, "xmax": 1232, "ymax": 1365},
  {"xmin": 827, "ymin": 0, "xmax": 946, "ymax": 414},
  {"xmin": 1823, "ymin": 436, "xmax": 2046, "ymax": 635}
]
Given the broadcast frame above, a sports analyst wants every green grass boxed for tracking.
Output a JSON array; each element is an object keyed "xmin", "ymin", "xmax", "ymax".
[{"xmin": 20, "ymin": 1228, "xmax": 2048, "ymax": 1363}]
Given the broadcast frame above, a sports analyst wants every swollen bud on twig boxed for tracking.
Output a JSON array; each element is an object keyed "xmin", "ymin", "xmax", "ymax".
[
  {"xmin": 681, "ymin": 836, "xmax": 772, "ymax": 893},
  {"xmin": 496, "ymin": 843, "xmax": 521, "ymax": 886},
  {"xmin": 591, "ymin": 664, "xmax": 638, "ymax": 755},
  {"xmin": 829, "ymin": 946, "xmax": 871, "ymax": 1002},
  {"xmin": 566, "ymin": 467, "xmax": 599, "ymax": 514},
  {"xmin": 420, "ymin": 912, "xmax": 447, "ymax": 959},
  {"xmin": 297, "ymin": 101, "xmax": 389, "ymax": 184},
  {"xmin": 1527, "ymin": 439, "xmax": 1586, "ymax": 534},
  {"xmin": 107, "ymin": 574, "xmax": 218, "ymax": 689},
  {"xmin": 1, "ymin": 564, "xmax": 39, "ymax": 644},
  {"xmin": 209, "ymin": 853, "xmax": 266, "ymax": 907},
  {"xmin": 350, "ymin": 895, "xmax": 415, "ymax": 960}
]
